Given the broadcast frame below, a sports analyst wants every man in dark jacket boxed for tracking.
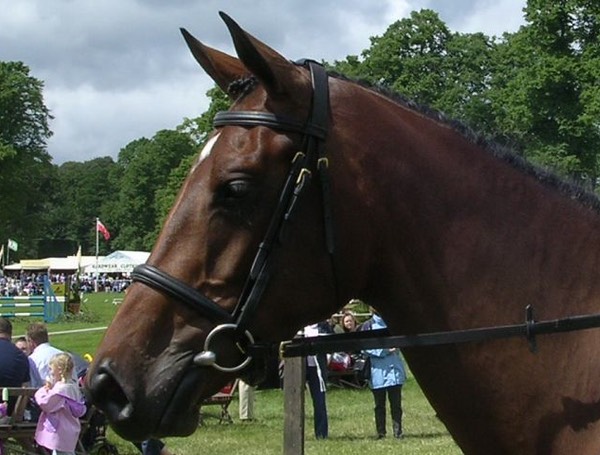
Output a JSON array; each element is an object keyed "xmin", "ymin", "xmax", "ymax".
[
  {"xmin": 0, "ymin": 317, "xmax": 30, "ymax": 387},
  {"xmin": 0, "ymin": 317, "xmax": 30, "ymax": 416}
]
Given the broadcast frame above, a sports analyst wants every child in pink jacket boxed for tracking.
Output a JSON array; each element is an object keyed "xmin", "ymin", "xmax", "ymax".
[{"xmin": 34, "ymin": 352, "xmax": 86, "ymax": 455}]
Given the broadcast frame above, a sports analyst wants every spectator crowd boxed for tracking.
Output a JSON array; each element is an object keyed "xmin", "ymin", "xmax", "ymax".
[{"xmin": 0, "ymin": 271, "xmax": 131, "ymax": 297}]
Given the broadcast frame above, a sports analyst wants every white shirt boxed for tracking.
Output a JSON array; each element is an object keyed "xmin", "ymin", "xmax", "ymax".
[
  {"xmin": 304, "ymin": 324, "xmax": 320, "ymax": 367},
  {"xmin": 29, "ymin": 342, "xmax": 67, "ymax": 382}
]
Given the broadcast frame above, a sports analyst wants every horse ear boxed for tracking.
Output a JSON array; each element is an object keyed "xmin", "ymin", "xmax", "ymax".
[
  {"xmin": 219, "ymin": 12, "xmax": 304, "ymax": 98},
  {"xmin": 180, "ymin": 27, "xmax": 248, "ymax": 95}
]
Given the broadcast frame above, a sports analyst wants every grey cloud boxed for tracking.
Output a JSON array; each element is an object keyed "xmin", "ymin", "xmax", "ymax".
[{"xmin": 0, "ymin": 0, "xmax": 525, "ymax": 164}]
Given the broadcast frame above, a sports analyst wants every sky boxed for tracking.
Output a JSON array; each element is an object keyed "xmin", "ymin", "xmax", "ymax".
[{"xmin": 0, "ymin": 0, "xmax": 526, "ymax": 164}]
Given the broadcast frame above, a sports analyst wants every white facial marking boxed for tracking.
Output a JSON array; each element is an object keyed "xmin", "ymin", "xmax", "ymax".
[{"xmin": 192, "ymin": 133, "xmax": 221, "ymax": 171}]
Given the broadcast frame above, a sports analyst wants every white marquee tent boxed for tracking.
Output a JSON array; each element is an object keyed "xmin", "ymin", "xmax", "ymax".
[
  {"xmin": 3, "ymin": 255, "xmax": 98, "ymax": 272},
  {"xmin": 83, "ymin": 250, "xmax": 150, "ymax": 275}
]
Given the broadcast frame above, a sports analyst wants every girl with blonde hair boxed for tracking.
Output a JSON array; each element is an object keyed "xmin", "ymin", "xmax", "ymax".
[{"xmin": 34, "ymin": 352, "xmax": 86, "ymax": 455}]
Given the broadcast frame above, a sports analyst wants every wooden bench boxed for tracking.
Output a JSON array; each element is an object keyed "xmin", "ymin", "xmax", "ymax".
[
  {"xmin": 0, "ymin": 387, "xmax": 43, "ymax": 454},
  {"xmin": 199, "ymin": 379, "xmax": 239, "ymax": 425}
]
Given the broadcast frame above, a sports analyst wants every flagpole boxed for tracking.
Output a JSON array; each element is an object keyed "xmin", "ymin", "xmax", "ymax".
[{"xmin": 95, "ymin": 217, "xmax": 99, "ymax": 292}]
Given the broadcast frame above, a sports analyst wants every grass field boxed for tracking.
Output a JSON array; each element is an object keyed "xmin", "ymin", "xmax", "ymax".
[{"xmin": 9, "ymin": 293, "xmax": 462, "ymax": 454}]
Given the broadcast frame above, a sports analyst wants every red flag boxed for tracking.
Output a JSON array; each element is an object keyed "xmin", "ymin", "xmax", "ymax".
[{"xmin": 97, "ymin": 219, "xmax": 111, "ymax": 241}]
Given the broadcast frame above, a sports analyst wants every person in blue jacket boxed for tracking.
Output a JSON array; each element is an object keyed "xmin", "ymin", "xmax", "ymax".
[{"xmin": 363, "ymin": 312, "xmax": 406, "ymax": 439}]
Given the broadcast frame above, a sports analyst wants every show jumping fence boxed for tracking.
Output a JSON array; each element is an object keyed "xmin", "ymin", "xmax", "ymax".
[{"xmin": 0, "ymin": 277, "xmax": 63, "ymax": 322}]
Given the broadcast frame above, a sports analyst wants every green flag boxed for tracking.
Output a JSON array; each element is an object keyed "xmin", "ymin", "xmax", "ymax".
[{"xmin": 7, "ymin": 239, "xmax": 18, "ymax": 252}]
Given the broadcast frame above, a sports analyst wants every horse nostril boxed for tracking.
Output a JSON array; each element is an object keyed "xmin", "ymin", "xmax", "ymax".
[{"xmin": 87, "ymin": 359, "xmax": 134, "ymax": 422}]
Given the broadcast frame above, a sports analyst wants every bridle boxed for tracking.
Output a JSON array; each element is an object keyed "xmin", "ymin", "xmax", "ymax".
[{"xmin": 131, "ymin": 60, "xmax": 333, "ymax": 372}]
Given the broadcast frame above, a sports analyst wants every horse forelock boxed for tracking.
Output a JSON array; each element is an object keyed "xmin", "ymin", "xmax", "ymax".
[
  {"xmin": 228, "ymin": 76, "xmax": 257, "ymax": 100},
  {"xmin": 329, "ymin": 71, "xmax": 600, "ymax": 214}
]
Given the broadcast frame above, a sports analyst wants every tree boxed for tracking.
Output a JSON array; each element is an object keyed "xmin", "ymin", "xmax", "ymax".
[
  {"xmin": 177, "ymin": 86, "xmax": 230, "ymax": 145},
  {"xmin": 0, "ymin": 61, "xmax": 53, "ymax": 258},
  {"xmin": 44, "ymin": 157, "xmax": 118, "ymax": 256},
  {"xmin": 334, "ymin": 10, "xmax": 497, "ymax": 134},
  {"xmin": 109, "ymin": 129, "xmax": 196, "ymax": 250},
  {"xmin": 490, "ymin": 0, "xmax": 600, "ymax": 180}
]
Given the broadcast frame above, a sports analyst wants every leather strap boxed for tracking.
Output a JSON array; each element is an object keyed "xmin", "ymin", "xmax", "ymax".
[
  {"xmin": 131, "ymin": 264, "xmax": 233, "ymax": 322},
  {"xmin": 214, "ymin": 111, "xmax": 327, "ymax": 139},
  {"xmin": 281, "ymin": 307, "xmax": 600, "ymax": 357}
]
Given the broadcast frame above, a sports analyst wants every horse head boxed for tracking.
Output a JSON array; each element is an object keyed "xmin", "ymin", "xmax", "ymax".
[{"xmin": 85, "ymin": 13, "xmax": 351, "ymax": 440}]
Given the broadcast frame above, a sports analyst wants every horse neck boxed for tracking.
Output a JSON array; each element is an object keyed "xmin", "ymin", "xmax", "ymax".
[
  {"xmin": 333, "ymin": 86, "xmax": 600, "ymax": 332},
  {"xmin": 327, "ymin": 83, "xmax": 600, "ymax": 454}
]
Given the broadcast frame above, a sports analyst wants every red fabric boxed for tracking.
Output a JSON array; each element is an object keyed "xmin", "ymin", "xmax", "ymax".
[
  {"xmin": 220, "ymin": 383, "xmax": 233, "ymax": 394},
  {"xmin": 329, "ymin": 352, "xmax": 352, "ymax": 371},
  {"xmin": 96, "ymin": 220, "xmax": 111, "ymax": 241}
]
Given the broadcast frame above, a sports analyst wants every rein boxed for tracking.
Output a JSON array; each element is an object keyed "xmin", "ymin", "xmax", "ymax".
[
  {"xmin": 131, "ymin": 59, "xmax": 333, "ymax": 372},
  {"xmin": 281, "ymin": 305, "xmax": 600, "ymax": 357}
]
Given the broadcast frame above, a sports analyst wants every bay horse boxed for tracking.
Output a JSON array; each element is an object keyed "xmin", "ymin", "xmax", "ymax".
[{"xmin": 86, "ymin": 12, "xmax": 600, "ymax": 454}]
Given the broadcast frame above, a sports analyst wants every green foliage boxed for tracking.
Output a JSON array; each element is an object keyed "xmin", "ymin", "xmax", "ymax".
[
  {"xmin": 110, "ymin": 384, "xmax": 460, "ymax": 455},
  {"xmin": 0, "ymin": 62, "xmax": 54, "ymax": 258},
  {"xmin": 56, "ymin": 306, "xmax": 101, "ymax": 324},
  {"xmin": 45, "ymin": 157, "xmax": 118, "ymax": 256},
  {"xmin": 107, "ymin": 129, "xmax": 196, "ymax": 250},
  {"xmin": 490, "ymin": 0, "xmax": 600, "ymax": 180},
  {"xmin": 152, "ymin": 152, "xmax": 197, "ymax": 239},
  {"xmin": 177, "ymin": 86, "xmax": 230, "ymax": 145},
  {"xmin": 0, "ymin": 62, "xmax": 52, "ymax": 155},
  {"xmin": 339, "ymin": 9, "xmax": 497, "ymax": 133}
]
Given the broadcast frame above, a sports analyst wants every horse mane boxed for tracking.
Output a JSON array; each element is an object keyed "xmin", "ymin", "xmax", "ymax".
[{"xmin": 329, "ymin": 71, "xmax": 600, "ymax": 214}]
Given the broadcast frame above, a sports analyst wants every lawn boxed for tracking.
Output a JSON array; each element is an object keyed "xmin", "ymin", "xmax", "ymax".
[
  {"xmin": 9, "ymin": 293, "xmax": 462, "ymax": 454},
  {"xmin": 11, "ymin": 293, "xmax": 120, "ymax": 356}
]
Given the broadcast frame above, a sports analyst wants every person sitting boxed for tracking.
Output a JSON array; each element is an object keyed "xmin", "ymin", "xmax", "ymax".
[
  {"xmin": 14, "ymin": 336, "xmax": 28, "ymax": 354},
  {"xmin": 14, "ymin": 336, "xmax": 43, "ymax": 388},
  {"xmin": 0, "ymin": 317, "xmax": 31, "ymax": 430},
  {"xmin": 0, "ymin": 317, "xmax": 30, "ymax": 387},
  {"xmin": 27, "ymin": 322, "xmax": 75, "ymax": 382}
]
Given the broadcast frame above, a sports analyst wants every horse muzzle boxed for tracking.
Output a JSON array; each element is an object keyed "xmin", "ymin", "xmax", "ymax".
[{"xmin": 85, "ymin": 358, "xmax": 202, "ymax": 440}]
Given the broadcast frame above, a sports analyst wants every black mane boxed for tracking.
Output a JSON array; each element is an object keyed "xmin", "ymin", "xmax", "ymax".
[
  {"xmin": 329, "ymin": 71, "xmax": 600, "ymax": 213},
  {"xmin": 228, "ymin": 76, "xmax": 257, "ymax": 101}
]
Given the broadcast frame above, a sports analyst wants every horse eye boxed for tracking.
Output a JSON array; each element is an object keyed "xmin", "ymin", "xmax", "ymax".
[{"xmin": 221, "ymin": 179, "xmax": 252, "ymax": 200}]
